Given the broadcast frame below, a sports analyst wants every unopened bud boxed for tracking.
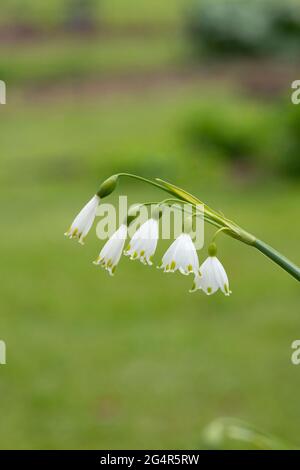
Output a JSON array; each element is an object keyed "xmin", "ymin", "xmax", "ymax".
[
  {"xmin": 97, "ymin": 175, "xmax": 118, "ymax": 199},
  {"xmin": 208, "ymin": 242, "xmax": 217, "ymax": 257}
]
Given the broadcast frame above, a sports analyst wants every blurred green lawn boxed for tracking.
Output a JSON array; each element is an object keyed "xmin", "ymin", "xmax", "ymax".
[
  {"xmin": 1, "ymin": 84, "xmax": 300, "ymax": 449},
  {"xmin": 1, "ymin": 0, "xmax": 187, "ymax": 28},
  {"xmin": 0, "ymin": 0, "xmax": 299, "ymax": 451},
  {"xmin": 0, "ymin": 1, "xmax": 187, "ymax": 87},
  {"xmin": 0, "ymin": 35, "xmax": 184, "ymax": 85}
]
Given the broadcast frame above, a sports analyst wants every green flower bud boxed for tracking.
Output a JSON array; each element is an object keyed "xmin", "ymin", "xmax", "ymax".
[
  {"xmin": 97, "ymin": 175, "xmax": 118, "ymax": 199},
  {"xmin": 208, "ymin": 242, "xmax": 217, "ymax": 257}
]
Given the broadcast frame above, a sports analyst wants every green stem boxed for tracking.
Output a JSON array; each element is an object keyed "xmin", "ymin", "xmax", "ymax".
[
  {"xmin": 254, "ymin": 239, "xmax": 300, "ymax": 282},
  {"xmin": 117, "ymin": 173, "xmax": 175, "ymax": 195},
  {"xmin": 167, "ymin": 202, "xmax": 223, "ymax": 229},
  {"xmin": 117, "ymin": 174, "xmax": 223, "ymax": 229},
  {"xmin": 138, "ymin": 200, "xmax": 222, "ymax": 229},
  {"xmin": 212, "ymin": 227, "xmax": 232, "ymax": 242}
]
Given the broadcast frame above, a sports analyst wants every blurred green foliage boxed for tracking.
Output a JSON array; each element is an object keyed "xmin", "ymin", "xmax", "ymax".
[
  {"xmin": 278, "ymin": 103, "xmax": 300, "ymax": 177},
  {"xmin": 183, "ymin": 93, "xmax": 300, "ymax": 178},
  {"xmin": 186, "ymin": 0, "xmax": 300, "ymax": 58},
  {"xmin": 183, "ymin": 95, "xmax": 272, "ymax": 164}
]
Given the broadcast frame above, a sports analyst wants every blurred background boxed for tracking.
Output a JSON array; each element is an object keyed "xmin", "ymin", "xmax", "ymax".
[{"xmin": 0, "ymin": 0, "xmax": 299, "ymax": 450}]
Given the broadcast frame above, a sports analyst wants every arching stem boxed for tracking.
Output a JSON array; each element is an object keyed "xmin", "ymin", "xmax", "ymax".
[{"xmin": 108, "ymin": 173, "xmax": 300, "ymax": 282}]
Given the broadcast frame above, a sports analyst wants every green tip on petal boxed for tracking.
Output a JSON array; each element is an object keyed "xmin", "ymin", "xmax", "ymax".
[{"xmin": 224, "ymin": 283, "xmax": 231, "ymax": 295}]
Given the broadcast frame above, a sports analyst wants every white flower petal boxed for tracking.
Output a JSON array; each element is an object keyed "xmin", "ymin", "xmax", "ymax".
[
  {"xmin": 160, "ymin": 236, "xmax": 180, "ymax": 270},
  {"xmin": 94, "ymin": 224, "xmax": 127, "ymax": 275},
  {"xmin": 191, "ymin": 256, "xmax": 231, "ymax": 296},
  {"xmin": 160, "ymin": 233, "xmax": 199, "ymax": 275},
  {"xmin": 65, "ymin": 195, "xmax": 100, "ymax": 244},
  {"xmin": 211, "ymin": 257, "xmax": 231, "ymax": 295},
  {"xmin": 200, "ymin": 258, "xmax": 219, "ymax": 295},
  {"xmin": 124, "ymin": 219, "xmax": 159, "ymax": 265}
]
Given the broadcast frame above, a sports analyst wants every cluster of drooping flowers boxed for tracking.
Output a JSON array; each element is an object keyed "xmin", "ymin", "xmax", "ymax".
[
  {"xmin": 65, "ymin": 179, "xmax": 231, "ymax": 296},
  {"xmin": 64, "ymin": 173, "xmax": 300, "ymax": 285}
]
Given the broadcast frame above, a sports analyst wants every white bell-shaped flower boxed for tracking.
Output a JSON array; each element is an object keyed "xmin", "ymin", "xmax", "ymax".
[
  {"xmin": 159, "ymin": 232, "xmax": 199, "ymax": 275},
  {"xmin": 124, "ymin": 217, "xmax": 159, "ymax": 265},
  {"xmin": 65, "ymin": 195, "xmax": 100, "ymax": 244},
  {"xmin": 93, "ymin": 224, "xmax": 127, "ymax": 276},
  {"xmin": 191, "ymin": 243, "xmax": 231, "ymax": 296}
]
